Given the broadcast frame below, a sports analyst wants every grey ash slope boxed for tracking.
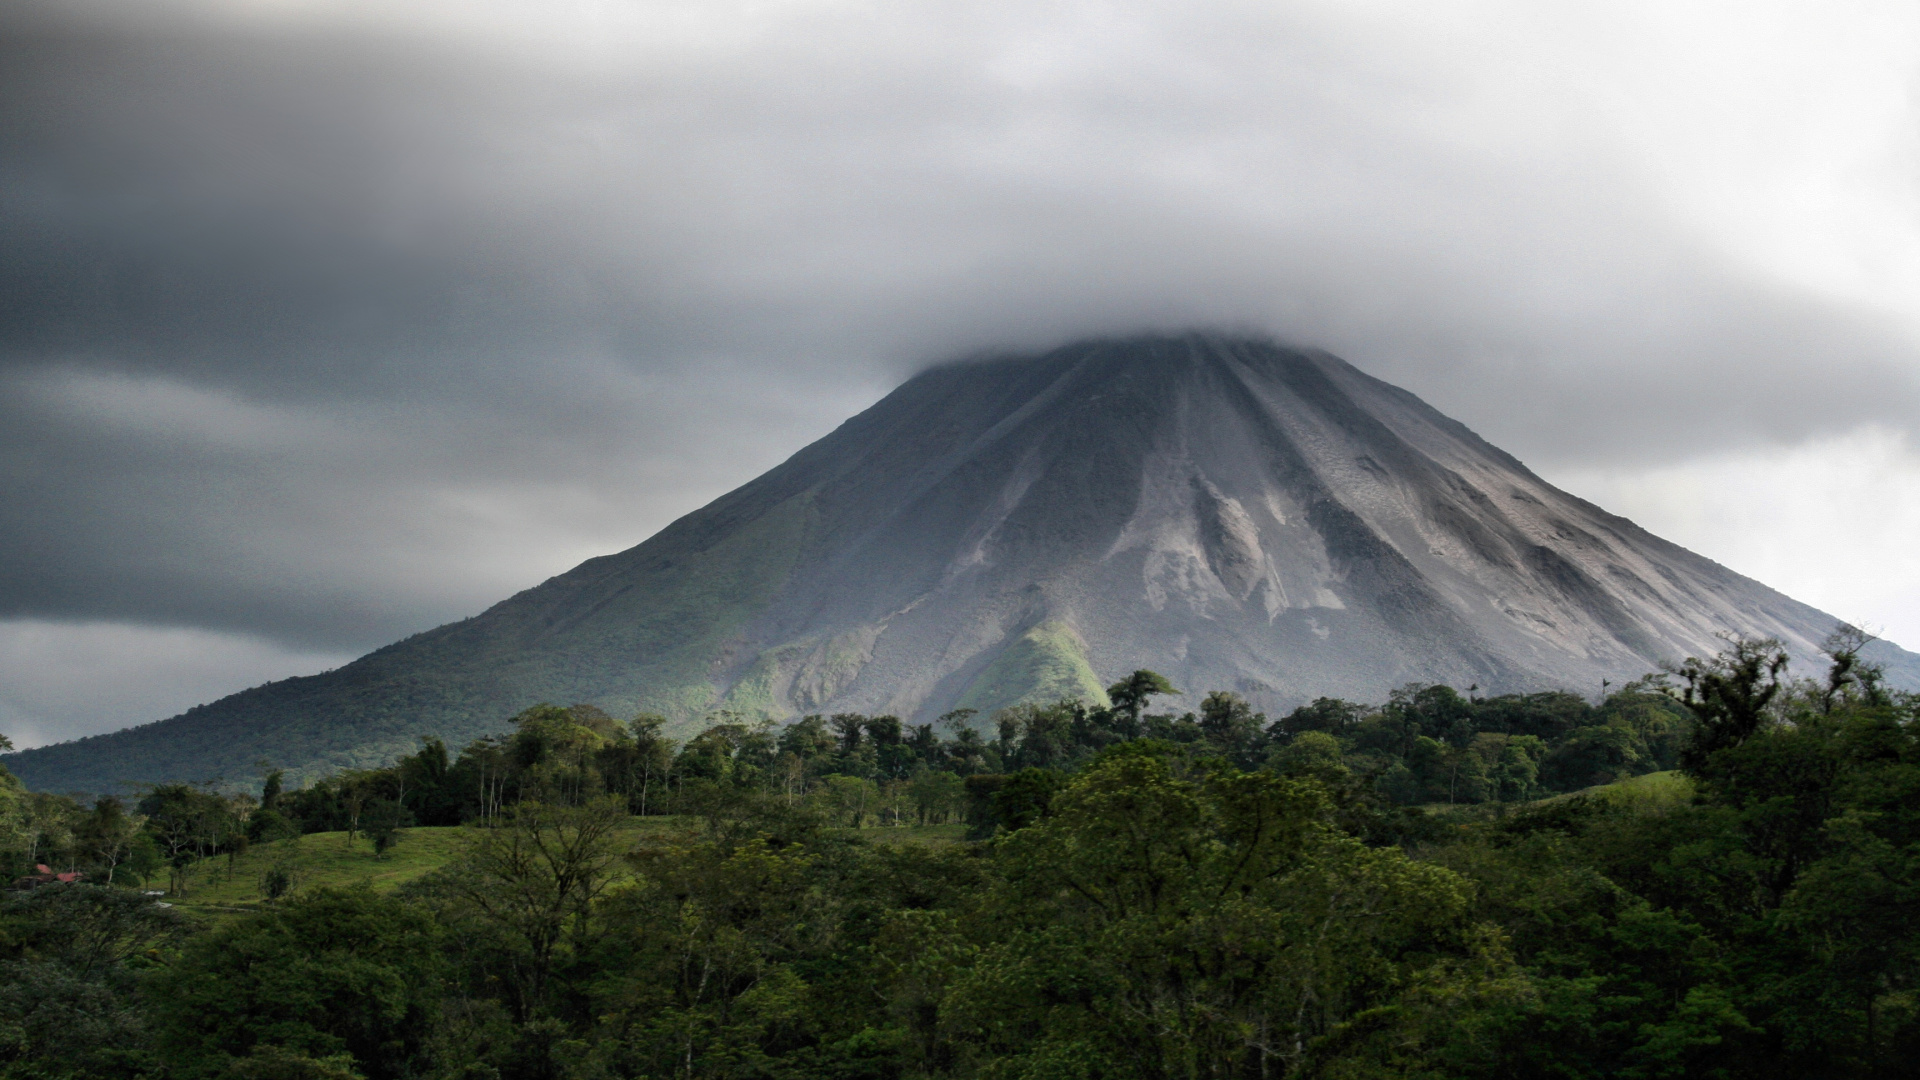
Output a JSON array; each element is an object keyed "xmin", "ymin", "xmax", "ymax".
[{"xmin": 10, "ymin": 335, "xmax": 1913, "ymax": 791}]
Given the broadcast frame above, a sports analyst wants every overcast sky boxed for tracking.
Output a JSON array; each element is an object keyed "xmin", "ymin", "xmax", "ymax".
[{"xmin": 3, "ymin": 0, "xmax": 1918, "ymax": 748}]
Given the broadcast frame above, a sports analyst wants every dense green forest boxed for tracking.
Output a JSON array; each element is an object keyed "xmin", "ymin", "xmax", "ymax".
[{"xmin": 2, "ymin": 631, "xmax": 1916, "ymax": 1078}]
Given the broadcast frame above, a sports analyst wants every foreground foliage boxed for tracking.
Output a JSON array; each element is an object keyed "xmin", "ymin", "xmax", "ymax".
[{"xmin": 1, "ymin": 632, "xmax": 1917, "ymax": 1077}]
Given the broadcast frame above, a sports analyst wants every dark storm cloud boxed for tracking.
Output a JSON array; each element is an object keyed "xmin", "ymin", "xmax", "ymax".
[
  {"xmin": 0, "ymin": 0, "xmax": 898, "ymax": 648},
  {"xmin": 2, "ymin": 0, "xmax": 1917, "ymax": 686}
]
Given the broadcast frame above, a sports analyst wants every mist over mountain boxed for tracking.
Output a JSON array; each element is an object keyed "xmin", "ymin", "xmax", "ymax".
[{"xmin": 10, "ymin": 334, "xmax": 1914, "ymax": 792}]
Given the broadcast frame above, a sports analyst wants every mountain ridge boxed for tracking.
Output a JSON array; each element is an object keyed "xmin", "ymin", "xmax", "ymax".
[{"xmin": 10, "ymin": 333, "xmax": 1915, "ymax": 791}]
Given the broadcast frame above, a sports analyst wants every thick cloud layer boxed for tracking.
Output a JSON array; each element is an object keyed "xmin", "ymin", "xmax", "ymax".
[{"xmin": 4, "ymin": 0, "xmax": 1918, "ymax": 745}]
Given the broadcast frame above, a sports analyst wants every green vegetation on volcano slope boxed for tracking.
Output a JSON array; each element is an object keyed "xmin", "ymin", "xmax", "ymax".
[{"xmin": 956, "ymin": 618, "xmax": 1111, "ymax": 717}]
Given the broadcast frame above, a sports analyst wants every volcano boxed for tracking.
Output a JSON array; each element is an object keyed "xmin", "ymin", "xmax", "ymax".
[{"xmin": 11, "ymin": 334, "xmax": 1914, "ymax": 791}]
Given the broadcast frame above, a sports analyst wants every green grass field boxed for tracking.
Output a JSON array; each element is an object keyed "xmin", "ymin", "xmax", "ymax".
[
  {"xmin": 1576, "ymin": 769, "xmax": 1692, "ymax": 810},
  {"xmin": 161, "ymin": 775, "xmax": 1691, "ymax": 912},
  {"xmin": 167, "ymin": 826, "xmax": 475, "ymax": 911},
  {"xmin": 164, "ymin": 817, "xmax": 974, "ymax": 912},
  {"xmin": 1415, "ymin": 769, "xmax": 1693, "ymax": 821}
]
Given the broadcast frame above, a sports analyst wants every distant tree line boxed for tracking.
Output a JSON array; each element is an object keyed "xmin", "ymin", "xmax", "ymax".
[
  {"xmin": 2, "ymin": 630, "xmax": 1918, "ymax": 1078},
  {"xmin": 0, "ymin": 665, "xmax": 1700, "ymax": 898},
  {"xmin": 228, "ymin": 669, "xmax": 1697, "ymax": 851}
]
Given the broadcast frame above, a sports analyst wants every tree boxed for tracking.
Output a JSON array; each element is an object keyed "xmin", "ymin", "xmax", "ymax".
[
  {"xmin": 992, "ymin": 768, "xmax": 1065, "ymax": 832},
  {"xmin": 260, "ymin": 769, "xmax": 285, "ymax": 811},
  {"xmin": 1, "ymin": 883, "xmax": 186, "ymax": 977},
  {"xmin": 449, "ymin": 735, "xmax": 514, "ymax": 825},
  {"xmin": 607, "ymin": 713, "xmax": 677, "ymax": 815},
  {"xmin": 1198, "ymin": 690, "xmax": 1265, "ymax": 762},
  {"xmin": 819, "ymin": 775, "xmax": 879, "ymax": 828},
  {"xmin": 1489, "ymin": 734, "xmax": 1544, "ymax": 801},
  {"xmin": 675, "ymin": 723, "xmax": 755, "ymax": 787},
  {"xmin": 907, "ymin": 723, "xmax": 945, "ymax": 770},
  {"xmin": 360, "ymin": 798, "xmax": 408, "ymax": 858},
  {"xmin": 1106, "ymin": 670, "xmax": 1179, "ymax": 733},
  {"xmin": 865, "ymin": 715, "xmax": 904, "ymax": 746},
  {"xmin": 776, "ymin": 714, "xmax": 836, "ymax": 761},
  {"xmin": 0, "ymin": 872, "xmax": 180, "ymax": 1078},
  {"xmin": 944, "ymin": 724, "xmax": 992, "ymax": 775},
  {"xmin": 139, "ymin": 782, "xmax": 233, "ymax": 895},
  {"xmin": 1272, "ymin": 730, "xmax": 1344, "ymax": 775},
  {"xmin": 595, "ymin": 833, "xmax": 825, "ymax": 1079},
  {"xmin": 1278, "ymin": 697, "xmax": 1367, "ymax": 738},
  {"xmin": 947, "ymin": 745, "xmax": 1490, "ymax": 1077},
  {"xmin": 75, "ymin": 797, "xmax": 139, "ymax": 885},
  {"xmin": 335, "ymin": 772, "xmax": 376, "ymax": 845},
  {"xmin": 397, "ymin": 739, "xmax": 457, "ymax": 825},
  {"xmin": 508, "ymin": 705, "xmax": 613, "ymax": 805},
  {"xmin": 1406, "ymin": 735, "xmax": 1451, "ymax": 803},
  {"xmin": 149, "ymin": 887, "xmax": 441, "ymax": 1080},
  {"xmin": 907, "ymin": 770, "xmax": 965, "ymax": 825},
  {"xmin": 1819, "ymin": 624, "xmax": 1887, "ymax": 712},
  {"xmin": 247, "ymin": 807, "xmax": 301, "ymax": 845},
  {"xmin": 433, "ymin": 797, "xmax": 628, "ymax": 1019},
  {"xmin": 1673, "ymin": 636, "xmax": 1788, "ymax": 774},
  {"xmin": 830, "ymin": 713, "xmax": 867, "ymax": 753},
  {"xmin": 1389, "ymin": 683, "xmax": 1477, "ymax": 748},
  {"xmin": 1000, "ymin": 701, "xmax": 1080, "ymax": 770},
  {"xmin": 963, "ymin": 774, "xmax": 1007, "ymax": 839},
  {"xmin": 1539, "ymin": 721, "xmax": 1647, "ymax": 790}
]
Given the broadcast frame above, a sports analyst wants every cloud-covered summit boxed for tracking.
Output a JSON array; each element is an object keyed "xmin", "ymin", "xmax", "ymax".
[
  {"xmin": 3, "ymin": 0, "xmax": 1918, "ymax": 745},
  {"xmin": 15, "ymin": 334, "xmax": 1911, "ymax": 793}
]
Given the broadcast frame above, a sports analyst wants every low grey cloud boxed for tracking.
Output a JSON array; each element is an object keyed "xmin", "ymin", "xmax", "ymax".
[
  {"xmin": 3, "ymin": 0, "xmax": 1918, "ymax": 742},
  {"xmin": 0, "ymin": 619, "xmax": 353, "ymax": 750}
]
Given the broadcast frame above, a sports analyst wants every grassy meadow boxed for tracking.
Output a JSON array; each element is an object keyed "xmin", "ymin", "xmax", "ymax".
[
  {"xmin": 162, "ymin": 816, "xmax": 973, "ymax": 911},
  {"xmin": 165, "ymin": 770, "xmax": 1691, "ymax": 913},
  {"xmin": 163, "ymin": 774, "xmax": 1682, "ymax": 914},
  {"xmin": 165, "ymin": 825, "xmax": 472, "ymax": 910}
]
